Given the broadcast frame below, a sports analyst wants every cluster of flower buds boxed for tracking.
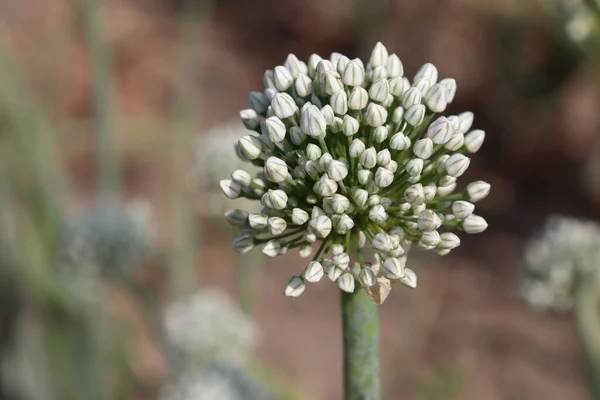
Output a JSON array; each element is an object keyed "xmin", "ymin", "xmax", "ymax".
[
  {"xmin": 221, "ymin": 42, "xmax": 491, "ymax": 301},
  {"xmin": 521, "ymin": 216, "xmax": 600, "ymax": 312}
]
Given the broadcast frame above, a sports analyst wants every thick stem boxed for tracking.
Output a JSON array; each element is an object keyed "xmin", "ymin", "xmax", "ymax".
[
  {"xmin": 575, "ymin": 283, "xmax": 600, "ymax": 400},
  {"xmin": 341, "ymin": 288, "xmax": 381, "ymax": 400}
]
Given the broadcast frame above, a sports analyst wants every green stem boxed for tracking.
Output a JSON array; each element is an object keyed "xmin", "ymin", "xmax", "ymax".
[
  {"xmin": 341, "ymin": 288, "xmax": 381, "ymax": 400},
  {"xmin": 575, "ymin": 283, "xmax": 600, "ymax": 400}
]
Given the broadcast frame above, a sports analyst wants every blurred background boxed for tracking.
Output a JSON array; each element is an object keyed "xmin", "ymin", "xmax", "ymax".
[{"xmin": 1, "ymin": 0, "xmax": 600, "ymax": 399}]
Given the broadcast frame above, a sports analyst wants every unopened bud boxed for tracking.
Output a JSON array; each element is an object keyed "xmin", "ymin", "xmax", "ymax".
[{"xmin": 284, "ymin": 276, "xmax": 306, "ymax": 297}]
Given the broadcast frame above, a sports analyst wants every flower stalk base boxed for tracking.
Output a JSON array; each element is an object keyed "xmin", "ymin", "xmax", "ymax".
[{"xmin": 341, "ymin": 287, "xmax": 381, "ymax": 400}]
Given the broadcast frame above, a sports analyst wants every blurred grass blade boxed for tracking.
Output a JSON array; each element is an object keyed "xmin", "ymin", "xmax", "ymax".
[
  {"xmin": 167, "ymin": 0, "xmax": 213, "ymax": 299},
  {"xmin": 79, "ymin": 0, "xmax": 120, "ymax": 196}
]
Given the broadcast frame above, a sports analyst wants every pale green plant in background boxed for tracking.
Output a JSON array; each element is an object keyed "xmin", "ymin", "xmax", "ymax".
[{"xmin": 522, "ymin": 215, "xmax": 600, "ymax": 399}]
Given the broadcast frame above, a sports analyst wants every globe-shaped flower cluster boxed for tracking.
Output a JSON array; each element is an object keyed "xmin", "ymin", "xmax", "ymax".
[
  {"xmin": 220, "ymin": 42, "xmax": 491, "ymax": 299},
  {"xmin": 521, "ymin": 216, "xmax": 600, "ymax": 312}
]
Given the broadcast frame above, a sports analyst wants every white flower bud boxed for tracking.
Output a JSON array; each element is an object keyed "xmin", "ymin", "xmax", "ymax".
[
  {"xmin": 303, "ymin": 261, "xmax": 324, "ymax": 283},
  {"xmin": 467, "ymin": 181, "xmax": 491, "ymax": 202},
  {"xmin": 374, "ymin": 167, "xmax": 394, "ymax": 188},
  {"xmin": 383, "ymin": 258, "xmax": 405, "ymax": 279},
  {"xmin": 329, "ymin": 91, "xmax": 348, "ymax": 116},
  {"xmin": 399, "ymin": 268, "xmax": 417, "ymax": 288},
  {"xmin": 464, "ymin": 129, "xmax": 485, "ymax": 153},
  {"xmin": 405, "ymin": 183, "xmax": 425, "ymax": 205},
  {"xmin": 331, "ymin": 194, "xmax": 350, "ymax": 213},
  {"xmin": 413, "ymin": 138, "xmax": 434, "ymax": 159},
  {"xmin": 418, "ymin": 210, "xmax": 442, "ymax": 232},
  {"xmin": 262, "ymin": 240, "xmax": 281, "ymax": 257},
  {"xmin": 284, "ymin": 276, "xmax": 305, "ymax": 297},
  {"xmin": 232, "ymin": 234, "xmax": 254, "ymax": 254},
  {"xmin": 372, "ymin": 233, "xmax": 393, "ymax": 253},
  {"xmin": 329, "ymin": 52, "xmax": 342, "ymax": 66},
  {"xmin": 322, "ymin": 70, "xmax": 344, "ymax": 95},
  {"xmin": 316, "ymin": 60, "xmax": 334, "ymax": 81},
  {"xmin": 412, "ymin": 203, "xmax": 426, "ymax": 215},
  {"xmin": 327, "ymin": 160, "xmax": 349, "ymax": 182},
  {"xmin": 273, "ymin": 93, "xmax": 298, "ymax": 120},
  {"xmin": 304, "ymin": 231, "xmax": 317, "ymax": 243},
  {"xmin": 349, "ymin": 138, "xmax": 366, "ymax": 158},
  {"xmin": 387, "ymin": 160, "xmax": 398, "ymax": 173},
  {"xmin": 463, "ymin": 214, "xmax": 488, "ymax": 234},
  {"xmin": 365, "ymin": 103, "xmax": 388, "ymax": 127},
  {"xmin": 320, "ymin": 105, "xmax": 335, "ymax": 126},
  {"xmin": 445, "ymin": 154, "xmax": 470, "ymax": 177},
  {"xmin": 338, "ymin": 273, "xmax": 355, "ymax": 293},
  {"xmin": 304, "ymin": 160, "xmax": 320, "ymax": 180},
  {"xmin": 301, "ymin": 105, "xmax": 327, "ymax": 138},
  {"xmin": 375, "ymin": 149, "xmax": 391, "ymax": 166},
  {"xmin": 357, "ymin": 267, "xmax": 376, "ymax": 288},
  {"xmin": 319, "ymin": 153, "xmax": 333, "ymax": 170},
  {"xmin": 440, "ymin": 78, "xmax": 457, "ymax": 103},
  {"xmin": 423, "ymin": 184, "xmax": 437, "ymax": 202},
  {"xmin": 359, "ymin": 147, "xmax": 377, "ymax": 169},
  {"xmin": 313, "ymin": 176, "xmax": 338, "ymax": 197},
  {"xmin": 445, "ymin": 133, "xmax": 464, "ymax": 151},
  {"xmin": 369, "ymin": 205, "xmax": 388, "ymax": 223},
  {"xmin": 413, "ymin": 76, "xmax": 432, "ymax": 95},
  {"xmin": 437, "ymin": 182, "xmax": 457, "ymax": 196},
  {"xmin": 263, "ymin": 69, "xmax": 276, "ymax": 89},
  {"xmin": 370, "ymin": 66, "xmax": 387, "ymax": 82},
  {"xmin": 369, "ymin": 42, "xmax": 388, "ymax": 67},
  {"xmin": 426, "ymin": 116, "xmax": 452, "ymax": 144},
  {"xmin": 265, "ymin": 90, "xmax": 277, "ymax": 104},
  {"xmin": 386, "ymin": 54, "xmax": 403, "ymax": 78},
  {"xmin": 238, "ymin": 135, "xmax": 262, "ymax": 160},
  {"xmin": 342, "ymin": 115, "xmax": 359, "ymax": 137},
  {"xmin": 331, "ymin": 117, "xmax": 343, "ymax": 133},
  {"xmin": 405, "ymin": 104, "xmax": 425, "ymax": 127},
  {"xmin": 333, "ymin": 252, "xmax": 350, "ymax": 269},
  {"xmin": 290, "ymin": 208, "xmax": 309, "ymax": 226},
  {"xmin": 284, "ymin": 54, "xmax": 303, "ymax": 78},
  {"xmin": 231, "ymin": 169, "xmax": 252, "ymax": 187},
  {"xmin": 458, "ymin": 111, "xmax": 474, "ymax": 134},
  {"xmin": 329, "ymin": 244, "xmax": 343, "ymax": 255},
  {"xmin": 225, "ymin": 209, "xmax": 248, "ymax": 227},
  {"xmin": 295, "ymin": 73, "xmax": 313, "ymax": 98},
  {"xmin": 348, "ymin": 87, "xmax": 368, "ymax": 110},
  {"xmin": 342, "ymin": 61, "xmax": 365, "ymax": 86},
  {"xmin": 369, "ymin": 79, "xmax": 389, "ymax": 102},
  {"xmin": 370, "ymin": 127, "xmax": 387, "ymax": 144},
  {"xmin": 414, "ymin": 63, "xmax": 438, "ymax": 84},
  {"xmin": 352, "ymin": 188, "xmax": 369, "ymax": 207},
  {"xmin": 438, "ymin": 175, "xmax": 457, "ymax": 187},
  {"xmin": 240, "ymin": 109, "xmax": 260, "ymax": 130},
  {"xmin": 248, "ymin": 91, "xmax": 269, "ymax": 114},
  {"xmin": 274, "ymin": 66, "xmax": 294, "ymax": 91},
  {"xmin": 406, "ymin": 158, "xmax": 424, "ymax": 177},
  {"xmin": 327, "ymin": 266, "xmax": 343, "ymax": 282},
  {"xmin": 220, "ymin": 179, "xmax": 241, "ymax": 199},
  {"xmin": 265, "ymin": 189, "xmax": 288, "ymax": 210},
  {"xmin": 389, "ymin": 132, "xmax": 408, "ymax": 150},
  {"xmin": 452, "ymin": 201, "xmax": 475, "ymax": 219},
  {"xmin": 336, "ymin": 55, "xmax": 350, "ymax": 75},
  {"xmin": 434, "ymin": 155, "xmax": 450, "ymax": 174},
  {"xmin": 402, "ymin": 87, "xmax": 422, "ymax": 109},
  {"xmin": 263, "ymin": 116, "xmax": 287, "ymax": 143},
  {"xmin": 299, "ymin": 244, "xmax": 312, "ymax": 258},
  {"xmin": 264, "ymin": 156, "xmax": 289, "ymax": 182},
  {"xmin": 249, "ymin": 213, "xmax": 268, "ymax": 229},
  {"xmin": 367, "ymin": 195, "xmax": 381, "ymax": 206},
  {"xmin": 268, "ymin": 217, "xmax": 287, "ymax": 235},
  {"xmin": 366, "ymin": 180, "xmax": 380, "ymax": 194},
  {"xmin": 389, "ymin": 76, "xmax": 407, "ymax": 97},
  {"xmin": 289, "ymin": 126, "xmax": 306, "ymax": 145},
  {"xmin": 357, "ymin": 169, "xmax": 372, "ymax": 185},
  {"xmin": 333, "ymin": 213, "xmax": 355, "ymax": 234},
  {"xmin": 307, "ymin": 54, "xmax": 323, "ymax": 78},
  {"xmin": 305, "ymin": 143, "xmax": 322, "ymax": 161},
  {"xmin": 425, "ymin": 83, "xmax": 448, "ymax": 113},
  {"xmin": 419, "ymin": 230, "xmax": 441, "ymax": 249},
  {"xmin": 438, "ymin": 232, "xmax": 460, "ymax": 250},
  {"xmin": 309, "ymin": 215, "xmax": 332, "ymax": 238}
]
